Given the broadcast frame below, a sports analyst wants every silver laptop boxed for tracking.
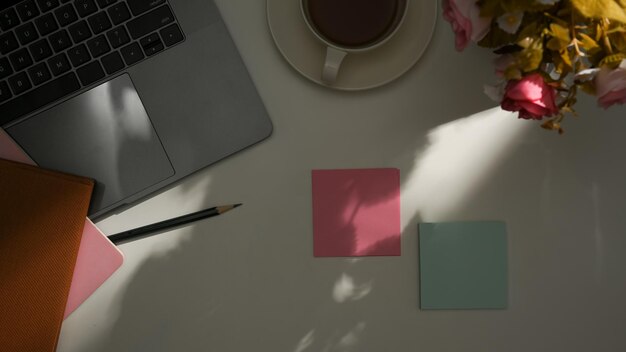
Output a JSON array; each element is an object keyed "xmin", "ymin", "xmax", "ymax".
[{"xmin": 0, "ymin": 0, "xmax": 272, "ymax": 218}]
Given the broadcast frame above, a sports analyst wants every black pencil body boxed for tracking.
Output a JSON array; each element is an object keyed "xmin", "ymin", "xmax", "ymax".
[{"xmin": 108, "ymin": 204, "xmax": 240, "ymax": 243}]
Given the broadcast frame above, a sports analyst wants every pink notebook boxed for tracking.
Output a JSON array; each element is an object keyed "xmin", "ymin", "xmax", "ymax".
[{"xmin": 0, "ymin": 128, "xmax": 124, "ymax": 319}]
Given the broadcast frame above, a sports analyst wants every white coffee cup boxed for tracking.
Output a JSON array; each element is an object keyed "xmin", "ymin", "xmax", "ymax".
[{"xmin": 300, "ymin": 0, "xmax": 409, "ymax": 84}]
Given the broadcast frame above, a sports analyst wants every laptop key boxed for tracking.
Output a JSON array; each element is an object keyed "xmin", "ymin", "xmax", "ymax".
[
  {"xmin": 67, "ymin": 44, "xmax": 91, "ymax": 67},
  {"xmin": 69, "ymin": 20, "xmax": 92, "ymax": 43},
  {"xmin": 16, "ymin": 1, "xmax": 40, "ymax": 22},
  {"xmin": 96, "ymin": 0, "xmax": 118, "ymax": 9},
  {"xmin": 36, "ymin": 0, "xmax": 61, "ymax": 12},
  {"xmin": 55, "ymin": 4, "xmax": 78, "ymax": 26},
  {"xmin": 127, "ymin": 0, "xmax": 165, "ymax": 16},
  {"xmin": 16, "ymin": 22, "xmax": 39, "ymax": 45},
  {"xmin": 139, "ymin": 33, "xmax": 158, "ymax": 47},
  {"xmin": 49, "ymin": 29, "xmax": 72, "ymax": 52},
  {"xmin": 0, "ymin": 8, "xmax": 20, "ymax": 31},
  {"xmin": 127, "ymin": 5, "xmax": 174, "ymax": 40},
  {"xmin": 28, "ymin": 62, "xmax": 52, "ymax": 85},
  {"xmin": 35, "ymin": 13, "xmax": 59, "ymax": 36},
  {"xmin": 8, "ymin": 72, "xmax": 32, "ymax": 95},
  {"xmin": 29, "ymin": 39, "xmax": 53, "ymax": 61},
  {"xmin": 9, "ymin": 48, "xmax": 33, "ymax": 71},
  {"xmin": 88, "ymin": 11, "xmax": 112, "ymax": 34},
  {"xmin": 0, "ymin": 81, "xmax": 12, "ymax": 103},
  {"xmin": 106, "ymin": 26, "xmax": 129, "ymax": 48},
  {"xmin": 0, "ymin": 58, "xmax": 13, "ymax": 80},
  {"xmin": 75, "ymin": 0, "xmax": 98, "ymax": 18},
  {"xmin": 101, "ymin": 50, "xmax": 124, "ymax": 74},
  {"xmin": 48, "ymin": 53, "xmax": 71, "ymax": 76},
  {"xmin": 0, "ymin": 72, "xmax": 80, "ymax": 126},
  {"xmin": 0, "ymin": 32, "xmax": 19, "ymax": 55},
  {"xmin": 108, "ymin": 2, "xmax": 130, "ymax": 25},
  {"xmin": 140, "ymin": 33, "xmax": 163, "ymax": 56},
  {"xmin": 160, "ymin": 24, "xmax": 183, "ymax": 47},
  {"xmin": 77, "ymin": 61, "xmax": 105, "ymax": 85},
  {"xmin": 87, "ymin": 35, "xmax": 110, "ymax": 57},
  {"xmin": 143, "ymin": 42, "xmax": 163, "ymax": 56},
  {"xmin": 120, "ymin": 42, "xmax": 143, "ymax": 65}
]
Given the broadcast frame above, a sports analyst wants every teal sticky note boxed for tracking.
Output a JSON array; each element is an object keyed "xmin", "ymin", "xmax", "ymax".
[{"xmin": 419, "ymin": 221, "xmax": 508, "ymax": 310}]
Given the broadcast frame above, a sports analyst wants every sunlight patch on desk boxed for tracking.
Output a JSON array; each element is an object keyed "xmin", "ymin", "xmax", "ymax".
[
  {"xmin": 293, "ymin": 330, "xmax": 315, "ymax": 352},
  {"xmin": 402, "ymin": 107, "xmax": 531, "ymax": 224},
  {"xmin": 337, "ymin": 322, "xmax": 367, "ymax": 350},
  {"xmin": 296, "ymin": 322, "xmax": 367, "ymax": 352},
  {"xmin": 332, "ymin": 273, "xmax": 373, "ymax": 303}
]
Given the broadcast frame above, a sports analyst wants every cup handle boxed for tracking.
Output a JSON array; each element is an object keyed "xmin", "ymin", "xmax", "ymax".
[{"xmin": 322, "ymin": 47, "xmax": 347, "ymax": 84}]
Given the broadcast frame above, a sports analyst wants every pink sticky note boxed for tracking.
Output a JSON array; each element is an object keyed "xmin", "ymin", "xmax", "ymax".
[
  {"xmin": 312, "ymin": 168, "xmax": 401, "ymax": 257},
  {"xmin": 0, "ymin": 128, "xmax": 124, "ymax": 319}
]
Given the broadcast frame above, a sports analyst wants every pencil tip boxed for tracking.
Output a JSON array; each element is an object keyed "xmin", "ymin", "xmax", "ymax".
[{"xmin": 217, "ymin": 204, "xmax": 242, "ymax": 214}]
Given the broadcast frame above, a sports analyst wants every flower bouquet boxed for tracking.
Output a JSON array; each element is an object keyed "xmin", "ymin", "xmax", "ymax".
[{"xmin": 443, "ymin": 0, "xmax": 626, "ymax": 133}]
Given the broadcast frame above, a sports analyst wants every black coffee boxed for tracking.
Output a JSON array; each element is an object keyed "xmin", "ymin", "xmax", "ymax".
[{"xmin": 306, "ymin": 0, "xmax": 402, "ymax": 48}]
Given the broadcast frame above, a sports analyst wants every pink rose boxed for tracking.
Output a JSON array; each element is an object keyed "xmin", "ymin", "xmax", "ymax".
[
  {"xmin": 501, "ymin": 73, "xmax": 559, "ymax": 120},
  {"xmin": 595, "ymin": 61, "xmax": 626, "ymax": 109},
  {"xmin": 443, "ymin": 0, "xmax": 492, "ymax": 51}
]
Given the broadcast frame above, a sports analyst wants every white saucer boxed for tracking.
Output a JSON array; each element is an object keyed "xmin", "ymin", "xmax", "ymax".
[{"xmin": 266, "ymin": 0, "xmax": 438, "ymax": 91}]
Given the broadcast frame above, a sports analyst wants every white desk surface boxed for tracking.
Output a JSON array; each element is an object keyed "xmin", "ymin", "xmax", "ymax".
[{"xmin": 58, "ymin": 1, "xmax": 626, "ymax": 351}]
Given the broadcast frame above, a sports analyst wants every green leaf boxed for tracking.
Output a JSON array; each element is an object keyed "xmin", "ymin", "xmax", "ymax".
[
  {"xmin": 518, "ymin": 38, "xmax": 544, "ymax": 72},
  {"xmin": 599, "ymin": 53, "xmax": 626, "ymax": 67},
  {"xmin": 596, "ymin": 23, "xmax": 604, "ymax": 41},
  {"xmin": 518, "ymin": 21, "xmax": 543, "ymax": 39},
  {"xmin": 609, "ymin": 30, "xmax": 626, "ymax": 51},
  {"xmin": 546, "ymin": 23, "xmax": 571, "ymax": 51},
  {"xmin": 541, "ymin": 119, "xmax": 563, "ymax": 133},
  {"xmin": 578, "ymin": 33, "xmax": 600, "ymax": 50},
  {"xmin": 504, "ymin": 66, "xmax": 523, "ymax": 80},
  {"xmin": 549, "ymin": 51, "xmax": 571, "ymax": 74},
  {"xmin": 570, "ymin": 0, "xmax": 626, "ymax": 23},
  {"xmin": 579, "ymin": 81, "xmax": 598, "ymax": 95},
  {"xmin": 577, "ymin": 32, "xmax": 602, "ymax": 55},
  {"xmin": 559, "ymin": 49, "xmax": 573, "ymax": 69}
]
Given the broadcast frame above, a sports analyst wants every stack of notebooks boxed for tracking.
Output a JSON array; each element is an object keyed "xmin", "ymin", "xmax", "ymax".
[{"xmin": 0, "ymin": 130, "xmax": 123, "ymax": 351}]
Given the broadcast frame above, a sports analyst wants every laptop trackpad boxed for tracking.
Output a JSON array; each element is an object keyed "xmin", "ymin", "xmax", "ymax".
[{"xmin": 7, "ymin": 74, "xmax": 175, "ymax": 215}]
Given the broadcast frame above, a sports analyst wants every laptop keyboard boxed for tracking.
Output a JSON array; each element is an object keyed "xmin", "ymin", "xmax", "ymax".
[{"xmin": 0, "ymin": 0, "xmax": 185, "ymax": 126}]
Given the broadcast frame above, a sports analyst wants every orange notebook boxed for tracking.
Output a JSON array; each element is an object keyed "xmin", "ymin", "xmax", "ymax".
[{"xmin": 0, "ymin": 159, "xmax": 94, "ymax": 352}]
